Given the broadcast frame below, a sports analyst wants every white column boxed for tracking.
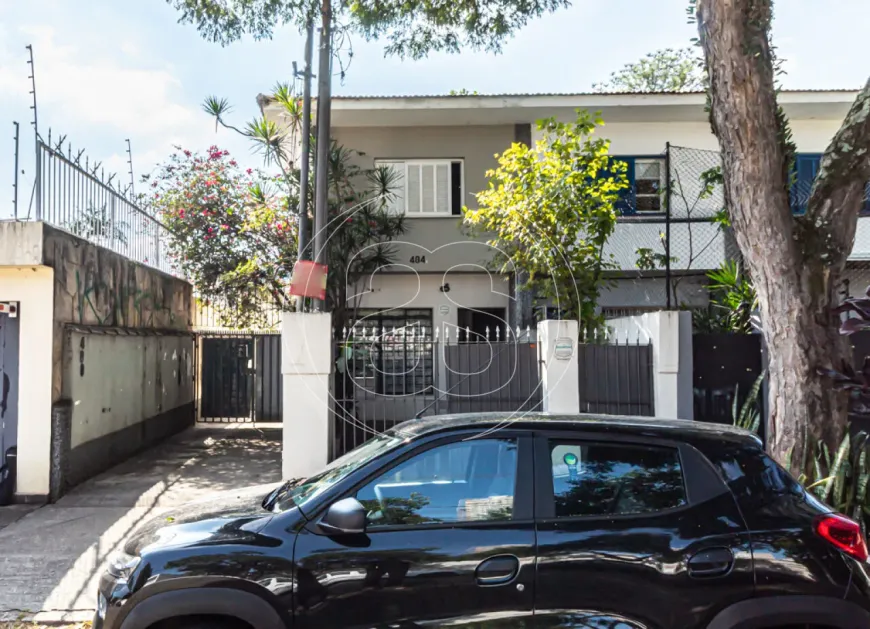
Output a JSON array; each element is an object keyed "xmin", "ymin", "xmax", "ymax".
[
  {"xmin": 651, "ymin": 311, "xmax": 693, "ymax": 419},
  {"xmin": 537, "ymin": 319, "xmax": 581, "ymax": 414},
  {"xmin": 0, "ymin": 266, "xmax": 54, "ymax": 500},
  {"xmin": 607, "ymin": 311, "xmax": 693, "ymax": 419},
  {"xmin": 281, "ymin": 312, "xmax": 333, "ymax": 480}
]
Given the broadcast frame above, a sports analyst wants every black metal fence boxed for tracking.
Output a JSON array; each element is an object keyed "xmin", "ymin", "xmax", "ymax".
[
  {"xmin": 693, "ymin": 333, "xmax": 765, "ymax": 440},
  {"xmin": 197, "ymin": 331, "xmax": 282, "ymax": 423},
  {"xmin": 577, "ymin": 339, "xmax": 654, "ymax": 416},
  {"xmin": 332, "ymin": 326, "xmax": 542, "ymax": 458},
  {"xmin": 34, "ymin": 138, "xmax": 179, "ymax": 277}
]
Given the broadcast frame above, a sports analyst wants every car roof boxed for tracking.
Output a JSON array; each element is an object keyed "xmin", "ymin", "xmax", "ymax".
[{"xmin": 392, "ymin": 412, "xmax": 762, "ymax": 449}]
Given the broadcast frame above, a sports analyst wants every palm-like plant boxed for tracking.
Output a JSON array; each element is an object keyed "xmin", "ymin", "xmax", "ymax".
[
  {"xmin": 732, "ymin": 372, "xmax": 764, "ymax": 434},
  {"xmin": 178, "ymin": 84, "xmax": 408, "ymax": 332},
  {"xmin": 696, "ymin": 261, "xmax": 758, "ymax": 334}
]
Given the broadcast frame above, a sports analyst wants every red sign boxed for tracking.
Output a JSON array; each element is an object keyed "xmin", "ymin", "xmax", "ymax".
[{"xmin": 289, "ymin": 260, "xmax": 328, "ymax": 301}]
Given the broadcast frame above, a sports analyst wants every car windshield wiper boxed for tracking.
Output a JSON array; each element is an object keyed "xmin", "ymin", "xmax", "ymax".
[{"xmin": 262, "ymin": 477, "xmax": 303, "ymax": 512}]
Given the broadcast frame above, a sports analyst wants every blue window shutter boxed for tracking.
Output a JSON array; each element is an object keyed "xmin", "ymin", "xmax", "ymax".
[
  {"xmin": 791, "ymin": 153, "xmax": 822, "ymax": 215},
  {"xmin": 612, "ymin": 157, "xmax": 635, "ymax": 215}
]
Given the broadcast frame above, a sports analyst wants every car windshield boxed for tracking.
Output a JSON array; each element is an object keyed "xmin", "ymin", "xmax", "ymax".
[{"xmin": 269, "ymin": 432, "xmax": 406, "ymax": 515}]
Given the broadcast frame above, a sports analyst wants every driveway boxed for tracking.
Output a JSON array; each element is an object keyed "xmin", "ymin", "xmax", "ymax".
[{"xmin": 0, "ymin": 423, "xmax": 282, "ymax": 623}]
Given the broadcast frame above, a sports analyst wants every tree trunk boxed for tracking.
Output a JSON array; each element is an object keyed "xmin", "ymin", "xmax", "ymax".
[{"xmin": 696, "ymin": 0, "xmax": 870, "ymax": 474}]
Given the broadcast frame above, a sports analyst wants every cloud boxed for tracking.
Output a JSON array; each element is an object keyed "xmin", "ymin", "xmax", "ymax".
[
  {"xmin": 0, "ymin": 12, "xmax": 259, "ymax": 218},
  {"xmin": 0, "ymin": 25, "xmax": 198, "ymax": 138}
]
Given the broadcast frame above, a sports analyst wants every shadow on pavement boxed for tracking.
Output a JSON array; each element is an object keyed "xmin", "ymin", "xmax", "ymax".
[{"xmin": 0, "ymin": 424, "xmax": 282, "ymax": 622}]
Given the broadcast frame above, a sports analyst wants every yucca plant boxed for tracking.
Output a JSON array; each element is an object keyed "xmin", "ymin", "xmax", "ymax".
[{"xmin": 731, "ymin": 373, "xmax": 764, "ymax": 434}]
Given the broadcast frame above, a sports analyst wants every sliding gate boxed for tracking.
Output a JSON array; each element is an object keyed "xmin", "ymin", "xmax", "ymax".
[{"xmin": 197, "ymin": 332, "xmax": 282, "ymax": 422}]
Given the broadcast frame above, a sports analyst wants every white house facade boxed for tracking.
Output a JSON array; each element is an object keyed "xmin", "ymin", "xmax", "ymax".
[{"xmin": 262, "ymin": 90, "xmax": 865, "ymax": 339}]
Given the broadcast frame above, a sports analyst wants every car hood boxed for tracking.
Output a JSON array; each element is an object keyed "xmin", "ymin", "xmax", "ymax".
[{"xmin": 125, "ymin": 483, "xmax": 278, "ymax": 555}]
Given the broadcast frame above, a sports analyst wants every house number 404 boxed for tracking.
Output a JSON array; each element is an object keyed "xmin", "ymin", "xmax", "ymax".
[{"xmin": 409, "ymin": 255, "xmax": 427, "ymax": 264}]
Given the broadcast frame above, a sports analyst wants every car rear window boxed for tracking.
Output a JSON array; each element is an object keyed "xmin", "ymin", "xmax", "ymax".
[{"xmin": 710, "ymin": 444, "xmax": 804, "ymax": 509}]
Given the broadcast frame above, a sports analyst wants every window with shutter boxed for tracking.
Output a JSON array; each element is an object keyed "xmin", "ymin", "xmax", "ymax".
[
  {"xmin": 374, "ymin": 159, "xmax": 462, "ymax": 216},
  {"xmin": 608, "ymin": 156, "xmax": 665, "ymax": 215}
]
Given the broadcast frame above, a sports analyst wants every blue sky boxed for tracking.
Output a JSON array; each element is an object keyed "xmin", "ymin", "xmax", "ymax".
[{"xmin": 1, "ymin": 0, "xmax": 868, "ymax": 219}]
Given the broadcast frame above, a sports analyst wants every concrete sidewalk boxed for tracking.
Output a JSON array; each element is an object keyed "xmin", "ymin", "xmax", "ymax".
[{"xmin": 0, "ymin": 423, "xmax": 282, "ymax": 623}]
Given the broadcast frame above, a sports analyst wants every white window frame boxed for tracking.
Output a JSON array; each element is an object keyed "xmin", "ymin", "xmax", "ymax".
[
  {"xmin": 633, "ymin": 158, "xmax": 666, "ymax": 214},
  {"xmin": 374, "ymin": 159, "xmax": 464, "ymax": 218}
]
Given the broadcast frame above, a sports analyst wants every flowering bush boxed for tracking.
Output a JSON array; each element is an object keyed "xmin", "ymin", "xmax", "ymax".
[
  {"xmin": 145, "ymin": 139, "xmax": 407, "ymax": 330},
  {"xmin": 145, "ymin": 146, "xmax": 295, "ymax": 324}
]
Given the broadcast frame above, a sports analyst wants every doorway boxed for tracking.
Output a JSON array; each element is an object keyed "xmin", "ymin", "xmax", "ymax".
[
  {"xmin": 0, "ymin": 310, "xmax": 20, "ymax": 504},
  {"xmin": 456, "ymin": 308, "xmax": 507, "ymax": 342}
]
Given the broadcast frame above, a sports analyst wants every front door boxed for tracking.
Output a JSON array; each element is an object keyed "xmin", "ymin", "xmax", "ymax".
[
  {"xmin": 293, "ymin": 434, "xmax": 535, "ymax": 629},
  {"xmin": 534, "ymin": 434, "xmax": 754, "ymax": 629}
]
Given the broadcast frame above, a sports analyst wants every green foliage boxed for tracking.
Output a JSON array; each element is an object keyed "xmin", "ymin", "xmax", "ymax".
[
  {"xmin": 789, "ymin": 431, "xmax": 870, "ymax": 532},
  {"xmin": 464, "ymin": 109, "xmax": 628, "ymax": 340},
  {"xmin": 593, "ymin": 47, "xmax": 706, "ymax": 93},
  {"xmin": 694, "ymin": 261, "xmax": 758, "ymax": 334},
  {"xmin": 145, "ymin": 146, "xmax": 292, "ymax": 327},
  {"xmin": 165, "ymin": 0, "xmax": 308, "ymax": 45},
  {"xmin": 449, "ymin": 89, "xmax": 479, "ymax": 96},
  {"xmin": 197, "ymin": 86, "xmax": 407, "ymax": 331},
  {"xmin": 635, "ymin": 232, "xmax": 677, "ymax": 271},
  {"xmin": 67, "ymin": 203, "xmax": 129, "ymax": 248},
  {"xmin": 732, "ymin": 373, "xmax": 764, "ymax": 434},
  {"xmin": 349, "ymin": 0, "xmax": 570, "ymax": 59},
  {"xmin": 167, "ymin": 0, "xmax": 569, "ymax": 58}
]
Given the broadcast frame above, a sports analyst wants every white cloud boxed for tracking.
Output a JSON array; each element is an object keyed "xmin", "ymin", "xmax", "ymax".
[
  {"xmin": 0, "ymin": 13, "xmax": 260, "ymax": 217},
  {"xmin": 3, "ymin": 25, "xmax": 198, "ymax": 137}
]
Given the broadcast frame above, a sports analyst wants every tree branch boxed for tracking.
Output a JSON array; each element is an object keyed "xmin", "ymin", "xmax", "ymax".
[{"xmin": 806, "ymin": 77, "xmax": 870, "ymax": 265}]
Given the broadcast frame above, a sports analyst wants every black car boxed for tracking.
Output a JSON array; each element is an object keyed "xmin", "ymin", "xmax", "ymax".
[{"xmin": 95, "ymin": 413, "xmax": 870, "ymax": 629}]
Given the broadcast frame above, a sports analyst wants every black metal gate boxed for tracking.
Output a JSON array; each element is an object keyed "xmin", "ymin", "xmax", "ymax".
[
  {"xmin": 198, "ymin": 332, "xmax": 282, "ymax": 422},
  {"xmin": 332, "ymin": 327, "xmax": 542, "ymax": 458},
  {"xmin": 577, "ymin": 339, "xmax": 654, "ymax": 416}
]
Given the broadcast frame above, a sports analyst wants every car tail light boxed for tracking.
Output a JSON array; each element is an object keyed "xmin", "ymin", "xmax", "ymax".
[{"xmin": 814, "ymin": 513, "xmax": 869, "ymax": 561}]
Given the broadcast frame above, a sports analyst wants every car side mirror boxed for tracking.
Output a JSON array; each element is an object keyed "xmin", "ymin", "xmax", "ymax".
[{"xmin": 319, "ymin": 497, "xmax": 366, "ymax": 535}]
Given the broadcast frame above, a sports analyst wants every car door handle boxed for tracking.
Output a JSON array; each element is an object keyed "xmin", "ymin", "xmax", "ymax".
[
  {"xmin": 475, "ymin": 555, "xmax": 520, "ymax": 585},
  {"xmin": 687, "ymin": 547, "xmax": 734, "ymax": 579}
]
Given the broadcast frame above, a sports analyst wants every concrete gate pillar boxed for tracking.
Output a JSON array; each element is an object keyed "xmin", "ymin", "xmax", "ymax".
[
  {"xmin": 537, "ymin": 320, "xmax": 581, "ymax": 414},
  {"xmin": 281, "ymin": 312, "xmax": 333, "ymax": 480}
]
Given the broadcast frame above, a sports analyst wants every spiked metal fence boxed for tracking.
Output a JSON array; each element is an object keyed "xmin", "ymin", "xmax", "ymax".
[
  {"xmin": 33, "ymin": 136, "xmax": 180, "ymax": 277},
  {"xmin": 332, "ymin": 324, "xmax": 542, "ymax": 458}
]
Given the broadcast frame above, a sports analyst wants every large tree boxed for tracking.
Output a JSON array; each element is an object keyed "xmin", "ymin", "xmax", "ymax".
[
  {"xmin": 166, "ymin": 0, "xmax": 570, "ymax": 55},
  {"xmin": 694, "ymin": 0, "xmax": 870, "ymax": 473},
  {"xmin": 593, "ymin": 47, "xmax": 706, "ymax": 93}
]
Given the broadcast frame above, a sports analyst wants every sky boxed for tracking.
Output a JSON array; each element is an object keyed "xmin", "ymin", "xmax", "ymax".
[{"xmin": 0, "ymin": 0, "xmax": 868, "ymax": 220}]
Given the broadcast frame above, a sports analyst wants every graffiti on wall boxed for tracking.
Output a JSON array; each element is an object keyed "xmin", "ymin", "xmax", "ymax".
[
  {"xmin": 45, "ymin": 227, "xmax": 191, "ymax": 330},
  {"xmin": 74, "ymin": 268, "xmax": 179, "ymax": 328}
]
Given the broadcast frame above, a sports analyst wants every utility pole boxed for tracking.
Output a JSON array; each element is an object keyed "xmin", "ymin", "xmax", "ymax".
[
  {"xmin": 297, "ymin": 18, "xmax": 314, "ymax": 263},
  {"xmin": 312, "ymin": 0, "xmax": 332, "ymax": 310}
]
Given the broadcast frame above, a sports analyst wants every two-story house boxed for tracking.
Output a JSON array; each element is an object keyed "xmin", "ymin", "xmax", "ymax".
[{"xmin": 262, "ymin": 89, "xmax": 864, "ymax": 340}]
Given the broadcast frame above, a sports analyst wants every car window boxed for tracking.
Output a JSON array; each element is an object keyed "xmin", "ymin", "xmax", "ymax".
[
  {"xmin": 356, "ymin": 438, "xmax": 518, "ymax": 527},
  {"xmin": 550, "ymin": 441, "xmax": 686, "ymax": 518},
  {"xmin": 271, "ymin": 432, "xmax": 406, "ymax": 513}
]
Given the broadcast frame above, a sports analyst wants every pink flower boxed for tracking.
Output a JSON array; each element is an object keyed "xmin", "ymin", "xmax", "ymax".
[
  {"xmin": 246, "ymin": 168, "xmax": 253, "ymax": 175},
  {"xmin": 183, "ymin": 150, "xmax": 192, "ymax": 157},
  {"xmin": 229, "ymin": 160, "xmax": 237, "ymax": 167}
]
